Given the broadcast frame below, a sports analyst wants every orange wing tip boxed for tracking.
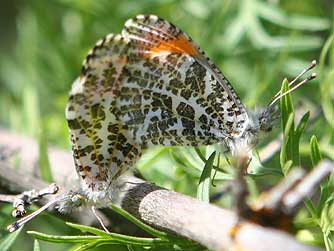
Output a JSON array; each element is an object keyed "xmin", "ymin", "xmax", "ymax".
[{"xmin": 147, "ymin": 34, "xmax": 199, "ymax": 58}]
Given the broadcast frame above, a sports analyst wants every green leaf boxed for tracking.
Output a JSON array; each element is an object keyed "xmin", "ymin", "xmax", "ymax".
[
  {"xmin": 280, "ymin": 76, "xmax": 305, "ymax": 172},
  {"xmin": 0, "ymin": 227, "xmax": 23, "ymax": 251},
  {"xmin": 137, "ymin": 147, "xmax": 169, "ymax": 171},
  {"xmin": 38, "ymin": 123, "xmax": 54, "ymax": 183},
  {"xmin": 296, "ymin": 230, "xmax": 324, "ymax": 246},
  {"xmin": 66, "ymin": 222, "xmax": 111, "ymax": 237},
  {"xmin": 257, "ymin": 2, "xmax": 330, "ymax": 31},
  {"xmin": 72, "ymin": 242, "xmax": 100, "ymax": 251},
  {"xmin": 33, "ymin": 240, "xmax": 40, "ymax": 251},
  {"xmin": 316, "ymin": 177, "xmax": 334, "ymax": 216},
  {"xmin": 69, "ymin": 218, "xmax": 195, "ymax": 248},
  {"xmin": 288, "ymin": 15, "xmax": 330, "ymax": 31},
  {"xmin": 280, "ymin": 78, "xmax": 294, "ymax": 128},
  {"xmin": 194, "ymin": 147, "xmax": 206, "ymax": 163},
  {"xmin": 310, "ymin": 135, "xmax": 322, "ymax": 167},
  {"xmin": 28, "ymin": 229, "xmax": 170, "ymax": 246},
  {"xmin": 295, "ymin": 112, "xmax": 310, "ymax": 141},
  {"xmin": 280, "ymin": 113, "xmax": 294, "ymax": 174},
  {"xmin": 27, "ymin": 231, "xmax": 102, "ymax": 243},
  {"xmin": 304, "ymin": 198, "xmax": 317, "ymax": 218},
  {"xmin": 319, "ymin": 34, "xmax": 334, "ymax": 129},
  {"xmin": 293, "ymin": 111, "xmax": 310, "ymax": 165},
  {"xmin": 247, "ymin": 151, "xmax": 283, "ymax": 176},
  {"xmin": 320, "ymin": 202, "xmax": 334, "ymax": 251},
  {"xmin": 282, "ymin": 160, "xmax": 293, "ymax": 176},
  {"xmin": 108, "ymin": 205, "xmax": 175, "ymax": 241},
  {"xmin": 197, "ymin": 151, "xmax": 215, "ymax": 202},
  {"xmin": 170, "ymin": 149, "xmax": 201, "ymax": 176}
]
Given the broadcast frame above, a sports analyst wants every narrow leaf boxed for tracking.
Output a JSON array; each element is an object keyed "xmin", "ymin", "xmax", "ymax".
[
  {"xmin": 33, "ymin": 240, "xmax": 40, "ymax": 251},
  {"xmin": 316, "ymin": 177, "xmax": 334, "ymax": 216},
  {"xmin": 197, "ymin": 151, "xmax": 216, "ymax": 202},
  {"xmin": 295, "ymin": 111, "xmax": 310, "ymax": 141},
  {"xmin": 288, "ymin": 15, "xmax": 330, "ymax": 31},
  {"xmin": 280, "ymin": 78, "xmax": 298, "ymax": 169},
  {"xmin": 0, "ymin": 227, "xmax": 22, "ymax": 251},
  {"xmin": 280, "ymin": 78, "xmax": 294, "ymax": 130},
  {"xmin": 280, "ymin": 113, "xmax": 294, "ymax": 174},
  {"xmin": 66, "ymin": 222, "xmax": 111, "ymax": 237},
  {"xmin": 38, "ymin": 124, "xmax": 54, "ymax": 182},
  {"xmin": 282, "ymin": 160, "xmax": 293, "ymax": 176},
  {"xmin": 310, "ymin": 135, "xmax": 322, "ymax": 167},
  {"xmin": 27, "ymin": 231, "xmax": 101, "ymax": 243},
  {"xmin": 108, "ymin": 204, "xmax": 171, "ymax": 240},
  {"xmin": 72, "ymin": 241, "xmax": 105, "ymax": 251},
  {"xmin": 319, "ymin": 34, "xmax": 334, "ymax": 129},
  {"xmin": 194, "ymin": 147, "xmax": 206, "ymax": 163},
  {"xmin": 293, "ymin": 111, "xmax": 310, "ymax": 166}
]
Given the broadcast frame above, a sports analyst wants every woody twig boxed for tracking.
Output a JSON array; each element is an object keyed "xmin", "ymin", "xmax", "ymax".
[{"xmin": 0, "ymin": 128, "xmax": 329, "ymax": 251}]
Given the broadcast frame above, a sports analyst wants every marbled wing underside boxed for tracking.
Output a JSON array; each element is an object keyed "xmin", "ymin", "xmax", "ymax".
[{"xmin": 66, "ymin": 15, "xmax": 248, "ymax": 199}]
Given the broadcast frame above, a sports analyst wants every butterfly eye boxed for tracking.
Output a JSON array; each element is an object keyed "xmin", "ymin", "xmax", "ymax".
[
  {"xmin": 259, "ymin": 117, "xmax": 267, "ymax": 129},
  {"xmin": 258, "ymin": 112, "xmax": 273, "ymax": 132}
]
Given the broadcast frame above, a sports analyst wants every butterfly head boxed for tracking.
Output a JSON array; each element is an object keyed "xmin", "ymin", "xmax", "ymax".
[
  {"xmin": 234, "ymin": 105, "xmax": 279, "ymax": 152},
  {"xmin": 256, "ymin": 105, "xmax": 280, "ymax": 133}
]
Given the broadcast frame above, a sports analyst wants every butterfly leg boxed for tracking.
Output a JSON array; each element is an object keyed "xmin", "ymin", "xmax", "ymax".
[
  {"xmin": 0, "ymin": 183, "xmax": 59, "ymax": 218},
  {"xmin": 91, "ymin": 205, "xmax": 110, "ymax": 233}
]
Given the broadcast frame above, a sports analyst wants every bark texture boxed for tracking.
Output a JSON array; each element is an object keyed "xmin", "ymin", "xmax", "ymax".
[{"xmin": 0, "ymin": 128, "xmax": 324, "ymax": 251}]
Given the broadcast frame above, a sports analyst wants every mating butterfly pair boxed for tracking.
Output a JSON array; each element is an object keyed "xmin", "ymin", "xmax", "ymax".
[{"xmin": 7, "ymin": 14, "xmax": 316, "ymax": 232}]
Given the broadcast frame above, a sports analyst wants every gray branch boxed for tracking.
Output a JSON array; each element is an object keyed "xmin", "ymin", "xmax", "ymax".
[{"xmin": 0, "ymin": 128, "xmax": 325, "ymax": 251}]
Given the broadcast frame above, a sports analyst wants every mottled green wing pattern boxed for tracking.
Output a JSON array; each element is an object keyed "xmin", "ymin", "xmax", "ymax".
[
  {"xmin": 66, "ymin": 34, "xmax": 141, "ymax": 200},
  {"xmin": 66, "ymin": 15, "xmax": 249, "ymax": 201}
]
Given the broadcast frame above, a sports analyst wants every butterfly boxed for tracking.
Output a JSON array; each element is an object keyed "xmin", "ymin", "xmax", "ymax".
[
  {"xmin": 66, "ymin": 14, "xmax": 316, "ymax": 202},
  {"xmin": 7, "ymin": 14, "xmax": 316, "ymax": 232}
]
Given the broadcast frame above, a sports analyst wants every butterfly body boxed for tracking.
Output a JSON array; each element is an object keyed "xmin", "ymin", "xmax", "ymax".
[{"xmin": 66, "ymin": 15, "xmax": 277, "ymax": 204}]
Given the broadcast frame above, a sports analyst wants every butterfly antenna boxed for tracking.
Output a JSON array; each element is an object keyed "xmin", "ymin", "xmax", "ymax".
[
  {"xmin": 271, "ymin": 60, "xmax": 317, "ymax": 101},
  {"xmin": 7, "ymin": 195, "xmax": 70, "ymax": 233},
  {"xmin": 269, "ymin": 72, "xmax": 317, "ymax": 107}
]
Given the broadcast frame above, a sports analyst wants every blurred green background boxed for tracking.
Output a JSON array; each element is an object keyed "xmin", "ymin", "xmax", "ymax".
[{"xmin": 0, "ymin": 0, "xmax": 333, "ymax": 250}]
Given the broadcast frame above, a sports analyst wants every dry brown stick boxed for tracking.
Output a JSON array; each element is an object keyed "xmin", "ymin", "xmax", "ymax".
[
  {"xmin": 113, "ymin": 176, "xmax": 323, "ymax": 251},
  {"xmin": 0, "ymin": 128, "xmax": 324, "ymax": 251}
]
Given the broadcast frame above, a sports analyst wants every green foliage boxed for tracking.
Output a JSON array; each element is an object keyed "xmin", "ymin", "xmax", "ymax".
[
  {"xmin": 0, "ymin": 0, "xmax": 333, "ymax": 250},
  {"xmin": 33, "ymin": 240, "xmax": 40, "ymax": 251},
  {"xmin": 319, "ymin": 34, "xmax": 334, "ymax": 129},
  {"xmin": 310, "ymin": 135, "xmax": 322, "ymax": 166},
  {"xmin": 296, "ymin": 137, "xmax": 334, "ymax": 251},
  {"xmin": 0, "ymin": 228, "xmax": 22, "ymax": 251},
  {"xmin": 197, "ymin": 151, "xmax": 215, "ymax": 202},
  {"xmin": 38, "ymin": 123, "xmax": 54, "ymax": 183},
  {"xmin": 223, "ymin": 0, "xmax": 328, "ymax": 51},
  {"xmin": 27, "ymin": 208, "xmax": 200, "ymax": 251},
  {"xmin": 279, "ymin": 79, "xmax": 310, "ymax": 174},
  {"xmin": 107, "ymin": 205, "xmax": 170, "ymax": 240}
]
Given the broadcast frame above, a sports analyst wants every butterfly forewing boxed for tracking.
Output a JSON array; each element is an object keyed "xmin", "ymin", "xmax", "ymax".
[
  {"xmin": 66, "ymin": 15, "xmax": 249, "ymax": 194},
  {"xmin": 122, "ymin": 15, "xmax": 248, "ymax": 138}
]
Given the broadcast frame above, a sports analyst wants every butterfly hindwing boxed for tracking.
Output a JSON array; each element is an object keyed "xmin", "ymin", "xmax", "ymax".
[{"xmin": 66, "ymin": 34, "xmax": 142, "ymax": 197}]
